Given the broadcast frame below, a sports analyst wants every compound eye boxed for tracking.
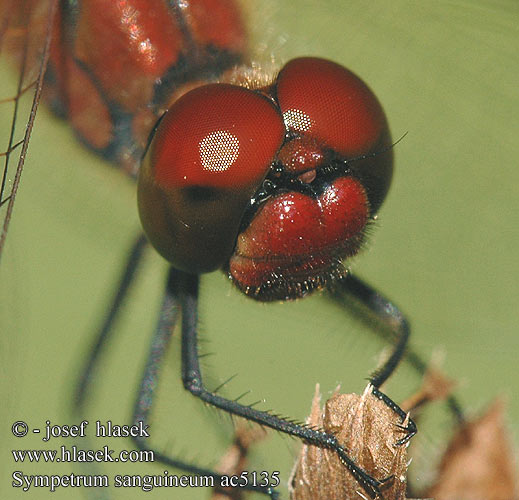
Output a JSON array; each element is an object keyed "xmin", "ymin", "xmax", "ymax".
[
  {"xmin": 138, "ymin": 83, "xmax": 285, "ymax": 273},
  {"xmin": 276, "ymin": 57, "xmax": 386, "ymax": 157},
  {"xmin": 150, "ymin": 83, "xmax": 285, "ymax": 189}
]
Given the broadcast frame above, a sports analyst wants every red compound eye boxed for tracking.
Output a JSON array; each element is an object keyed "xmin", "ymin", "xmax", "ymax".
[
  {"xmin": 150, "ymin": 84, "xmax": 285, "ymax": 189},
  {"xmin": 138, "ymin": 83, "xmax": 285, "ymax": 273},
  {"xmin": 276, "ymin": 57, "xmax": 385, "ymax": 157}
]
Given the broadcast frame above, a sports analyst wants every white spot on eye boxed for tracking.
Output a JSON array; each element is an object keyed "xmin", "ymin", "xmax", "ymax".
[
  {"xmin": 282, "ymin": 108, "xmax": 313, "ymax": 132},
  {"xmin": 199, "ymin": 131, "xmax": 240, "ymax": 172}
]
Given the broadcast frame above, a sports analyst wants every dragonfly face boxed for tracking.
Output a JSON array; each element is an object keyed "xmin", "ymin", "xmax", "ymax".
[{"xmin": 139, "ymin": 57, "xmax": 393, "ymax": 300}]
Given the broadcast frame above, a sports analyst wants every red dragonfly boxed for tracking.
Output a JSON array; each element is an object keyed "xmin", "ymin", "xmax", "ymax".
[{"xmin": 1, "ymin": 1, "xmax": 464, "ymax": 499}]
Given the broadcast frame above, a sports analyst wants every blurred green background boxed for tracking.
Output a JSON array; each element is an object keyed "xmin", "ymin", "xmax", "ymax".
[{"xmin": 1, "ymin": 1, "xmax": 518, "ymax": 499}]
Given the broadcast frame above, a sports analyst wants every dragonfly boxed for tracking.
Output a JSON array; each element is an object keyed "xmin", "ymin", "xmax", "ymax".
[{"xmin": 9, "ymin": 0, "xmax": 516, "ymax": 500}]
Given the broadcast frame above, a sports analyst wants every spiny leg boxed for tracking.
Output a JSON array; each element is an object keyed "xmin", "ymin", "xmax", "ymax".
[
  {"xmin": 330, "ymin": 273, "xmax": 464, "ymax": 426},
  {"xmin": 176, "ymin": 269, "xmax": 394, "ymax": 500},
  {"xmin": 131, "ymin": 267, "xmax": 279, "ymax": 499},
  {"xmin": 69, "ymin": 236, "xmax": 277, "ymax": 497},
  {"xmin": 69, "ymin": 242, "xmax": 422, "ymax": 498}
]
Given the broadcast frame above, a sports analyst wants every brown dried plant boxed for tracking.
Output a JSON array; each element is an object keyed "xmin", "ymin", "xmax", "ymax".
[
  {"xmin": 425, "ymin": 398, "xmax": 518, "ymax": 500},
  {"xmin": 289, "ymin": 384, "xmax": 414, "ymax": 500}
]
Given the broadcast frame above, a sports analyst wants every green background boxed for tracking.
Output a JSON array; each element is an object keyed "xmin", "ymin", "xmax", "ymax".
[{"xmin": 1, "ymin": 1, "xmax": 518, "ymax": 499}]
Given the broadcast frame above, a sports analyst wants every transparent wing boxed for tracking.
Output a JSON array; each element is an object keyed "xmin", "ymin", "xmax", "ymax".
[{"xmin": 0, "ymin": 0, "xmax": 58, "ymax": 261}]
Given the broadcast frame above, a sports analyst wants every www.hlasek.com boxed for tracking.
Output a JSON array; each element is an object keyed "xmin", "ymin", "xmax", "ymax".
[
  {"xmin": 11, "ymin": 419, "xmax": 280, "ymax": 493},
  {"xmin": 12, "ymin": 445, "xmax": 154, "ymax": 464}
]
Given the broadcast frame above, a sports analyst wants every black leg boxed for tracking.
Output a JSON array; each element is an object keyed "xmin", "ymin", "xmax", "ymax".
[
  {"xmin": 175, "ymin": 269, "xmax": 396, "ymax": 500},
  {"xmin": 329, "ymin": 273, "xmax": 464, "ymax": 425},
  {"xmin": 71, "ymin": 247, "xmax": 432, "ymax": 498},
  {"xmin": 74, "ymin": 234, "xmax": 147, "ymax": 412},
  {"xmin": 131, "ymin": 268, "xmax": 279, "ymax": 499}
]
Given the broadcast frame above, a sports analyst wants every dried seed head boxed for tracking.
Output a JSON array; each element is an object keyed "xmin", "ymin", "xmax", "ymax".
[
  {"xmin": 425, "ymin": 398, "xmax": 518, "ymax": 500},
  {"xmin": 289, "ymin": 384, "xmax": 412, "ymax": 500}
]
